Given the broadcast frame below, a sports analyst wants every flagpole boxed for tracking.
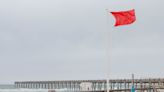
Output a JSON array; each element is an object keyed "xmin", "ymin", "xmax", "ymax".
[
  {"xmin": 105, "ymin": 9, "xmax": 136, "ymax": 92},
  {"xmin": 105, "ymin": 9, "xmax": 113, "ymax": 92}
]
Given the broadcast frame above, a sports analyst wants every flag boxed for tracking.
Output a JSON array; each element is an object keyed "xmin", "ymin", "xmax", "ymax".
[{"xmin": 111, "ymin": 9, "xmax": 136, "ymax": 27}]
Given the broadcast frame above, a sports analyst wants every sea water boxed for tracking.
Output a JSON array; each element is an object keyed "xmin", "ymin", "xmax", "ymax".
[
  {"xmin": 0, "ymin": 85, "xmax": 47, "ymax": 92},
  {"xmin": 0, "ymin": 85, "xmax": 68, "ymax": 92}
]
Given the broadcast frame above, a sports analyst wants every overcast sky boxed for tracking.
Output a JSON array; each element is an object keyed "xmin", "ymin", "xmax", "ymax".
[{"xmin": 0, "ymin": 0, "xmax": 164, "ymax": 84}]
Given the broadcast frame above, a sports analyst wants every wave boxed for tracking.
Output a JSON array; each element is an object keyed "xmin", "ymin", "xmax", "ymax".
[
  {"xmin": 0, "ymin": 89, "xmax": 48, "ymax": 92},
  {"xmin": 0, "ymin": 88, "xmax": 69, "ymax": 92}
]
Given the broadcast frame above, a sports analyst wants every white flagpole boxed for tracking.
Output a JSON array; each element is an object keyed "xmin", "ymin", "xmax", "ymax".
[{"xmin": 105, "ymin": 9, "xmax": 113, "ymax": 92}]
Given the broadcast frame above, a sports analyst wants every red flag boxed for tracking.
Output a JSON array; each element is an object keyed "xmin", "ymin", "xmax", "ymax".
[{"xmin": 111, "ymin": 9, "xmax": 136, "ymax": 27}]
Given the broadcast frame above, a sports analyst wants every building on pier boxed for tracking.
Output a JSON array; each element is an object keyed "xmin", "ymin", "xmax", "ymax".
[{"xmin": 80, "ymin": 82, "xmax": 92, "ymax": 91}]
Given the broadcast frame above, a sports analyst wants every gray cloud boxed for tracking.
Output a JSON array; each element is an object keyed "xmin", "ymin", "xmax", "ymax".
[{"xmin": 0, "ymin": 0, "xmax": 164, "ymax": 84}]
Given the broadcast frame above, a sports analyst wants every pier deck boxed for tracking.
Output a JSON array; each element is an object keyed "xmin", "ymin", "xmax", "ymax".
[{"xmin": 15, "ymin": 78, "xmax": 164, "ymax": 92}]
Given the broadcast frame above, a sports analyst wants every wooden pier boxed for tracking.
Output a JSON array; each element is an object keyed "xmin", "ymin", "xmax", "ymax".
[{"xmin": 15, "ymin": 78, "xmax": 164, "ymax": 92}]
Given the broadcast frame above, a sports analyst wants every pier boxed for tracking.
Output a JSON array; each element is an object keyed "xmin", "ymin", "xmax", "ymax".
[{"xmin": 15, "ymin": 78, "xmax": 164, "ymax": 92}]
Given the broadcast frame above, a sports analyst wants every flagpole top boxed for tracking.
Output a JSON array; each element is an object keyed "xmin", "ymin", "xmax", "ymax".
[{"xmin": 105, "ymin": 9, "xmax": 109, "ymax": 11}]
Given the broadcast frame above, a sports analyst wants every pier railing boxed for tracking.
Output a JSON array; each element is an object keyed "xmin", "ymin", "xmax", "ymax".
[{"xmin": 15, "ymin": 78, "xmax": 164, "ymax": 91}]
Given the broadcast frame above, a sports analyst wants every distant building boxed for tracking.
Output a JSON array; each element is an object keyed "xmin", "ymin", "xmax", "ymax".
[{"xmin": 80, "ymin": 82, "xmax": 92, "ymax": 91}]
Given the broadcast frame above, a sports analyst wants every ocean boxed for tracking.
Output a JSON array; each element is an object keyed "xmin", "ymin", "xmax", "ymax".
[{"xmin": 0, "ymin": 85, "xmax": 49, "ymax": 92}]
